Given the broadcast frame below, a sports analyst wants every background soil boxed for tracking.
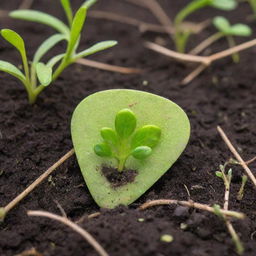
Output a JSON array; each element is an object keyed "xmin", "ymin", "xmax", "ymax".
[{"xmin": 0, "ymin": 0, "xmax": 256, "ymax": 255}]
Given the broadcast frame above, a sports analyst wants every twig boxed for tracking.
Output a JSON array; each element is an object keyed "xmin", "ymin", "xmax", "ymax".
[
  {"xmin": 28, "ymin": 210, "xmax": 109, "ymax": 256},
  {"xmin": 245, "ymin": 156, "xmax": 256, "ymax": 165},
  {"xmin": 124, "ymin": 0, "xmax": 148, "ymax": 8},
  {"xmin": 75, "ymin": 212, "xmax": 101, "ymax": 224},
  {"xmin": 217, "ymin": 126, "xmax": 256, "ymax": 188},
  {"xmin": 14, "ymin": 248, "xmax": 43, "ymax": 256},
  {"xmin": 88, "ymin": 10, "xmax": 170, "ymax": 34},
  {"xmin": 19, "ymin": 0, "xmax": 34, "ymax": 9},
  {"xmin": 181, "ymin": 64, "xmax": 207, "ymax": 85},
  {"xmin": 76, "ymin": 58, "xmax": 142, "ymax": 74},
  {"xmin": 144, "ymin": 41, "xmax": 210, "ymax": 64},
  {"xmin": 0, "ymin": 149, "xmax": 75, "ymax": 220},
  {"xmin": 0, "ymin": 10, "xmax": 8, "ymax": 17},
  {"xmin": 139, "ymin": 199, "xmax": 245, "ymax": 219}
]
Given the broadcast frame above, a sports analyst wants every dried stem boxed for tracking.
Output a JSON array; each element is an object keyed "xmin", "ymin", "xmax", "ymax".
[
  {"xmin": 88, "ymin": 10, "xmax": 169, "ymax": 34},
  {"xmin": 0, "ymin": 149, "xmax": 75, "ymax": 220},
  {"xmin": 76, "ymin": 59, "xmax": 142, "ymax": 74},
  {"xmin": 181, "ymin": 64, "xmax": 207, "ymax": 85},
  {"xmin": 189, "ymin": 32, "xmax": 223, "ymax": 55},
  {"xmin": 28, "ymin": 210, "xmax": 109, "ymax": 256},
  {"xmin": 139, "ymin": 199, "xmax": 245, "ymax": 219},
  {"xmin": 19, "ymin": 0, "xmax": 34, "ymax": 9},
  {"xmin": 245, "ymin": 156, "xmax": 256, "ymax": 165},
  {"xmin": 217, "ymin": 126, "xmax": 256, "ymax": 188}
]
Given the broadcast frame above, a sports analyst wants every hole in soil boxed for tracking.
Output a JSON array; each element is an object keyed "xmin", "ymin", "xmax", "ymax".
[{"xmin": 101, "ymin": 165, "xmax": 138, "ymax": 188}]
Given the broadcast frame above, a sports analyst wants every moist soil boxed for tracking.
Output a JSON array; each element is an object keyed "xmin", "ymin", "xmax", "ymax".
[
  {"xmin": 0, "ymin": 0, "xmax": 256, "ymax": 255},
  {"xmin": 101, "ymin": 166, "xmax": 138, "ymax": 188}
]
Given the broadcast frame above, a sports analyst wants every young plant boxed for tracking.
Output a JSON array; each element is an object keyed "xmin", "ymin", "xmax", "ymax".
[
  {"xmin": 246, "ymin": 0, "xmax": 256, "ymax": 18},
  {"xmin": 71, "ymin": 89, "xmax": 190, "ymax": 208},
  {"xmin": 0, "ymin": 0, "xmax": 117, "ymax": 104},
  {"xmin": 237, "ymin": 175, "xmax": 248, "ymax": 201},
  {"xmin": 212, "ymin": 16, "xmax": 252, "ymax": 62},
  {"xmin": 94, "ymin": 109, "xmax": 161, "ymax": 171},
  {"xmin": 174, "ymin": 0, "xmax": 237, "ymax": 52}
]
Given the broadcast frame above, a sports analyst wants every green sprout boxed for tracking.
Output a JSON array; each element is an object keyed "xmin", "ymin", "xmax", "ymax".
[
  {"xmin": 0, "ymin": 0, "xmax": 117, "ymax": 104},
  {"xmin": 246, "ymin": 0, "xmax": 256, "ymax": 18},
  {"xmin": 212, "ymin": 16, "xmax": 252, "ymax": 62},
  {"xmin": 94, "ymin": 109, "xmax": 161, "ymax": 172},
  {"xmin": 174, "ymin": 0, "xmax": 237, "ymax": 52}
]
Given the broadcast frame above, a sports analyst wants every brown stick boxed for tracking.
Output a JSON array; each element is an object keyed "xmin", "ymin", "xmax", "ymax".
[
  {"xmin": 139, "ymin": 199, "xmax": 245, "ymax": 219},
  {"xmin": 19, "ymin": 0, "xmax": 34, "ymax": 9},
  {"xmin": 181, "ymin": 64, "xmax": 207, "ymax": 85},
  {"xmin": 217, "ymin": 126, "xmax": 256, "ymax": 188},
  {"xmin": 28, "ymin": 210, "xmax": 109, "ymax": 256},
  {"xmin": 0, "ymin": 149, "xmax": 75, "ymax": 220},
  {"xmin": 88, "ymin": 10, "xmax": 170, "ymax": 34},
  {"xmin": 144, "ymin": 41, "xmax": 210, "ymax": 64},
  {"xmin": 246, "ymin": 156, "xmax": 256, "ymax": 165},
  {"xmin": 76, "ymin": 58, "xmax": 142, "ymax": 74}
]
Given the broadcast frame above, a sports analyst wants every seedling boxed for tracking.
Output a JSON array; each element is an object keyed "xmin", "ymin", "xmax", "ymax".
[
  {"xmin": 212, "ymin": 16, "xmax": 252, "ymax": 62},
  {"xmin": 71, "ymin": 89, "xmax": 190, "ymax": 208},
  {"xmin": 0, "ymin": 0, "xmax": 117, "ymax": 104},
  {"xmin": 94, "ymin": 109, "xmax": 161, "ymax": 172},
  {"xmin": 174, "ymin": 0, "xmax": 237, "ymax": 52},
  {"xmin": 246, "ymin": 0, "xmax": 256, "ymax": 18}
]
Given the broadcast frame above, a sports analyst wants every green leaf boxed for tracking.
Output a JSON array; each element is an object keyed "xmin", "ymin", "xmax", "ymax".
[
  {"xmin": 101, "ymin": 127, "xmax": 118, "ymax": 146},
  {"xmin": 82, "ymin": 0, "xmax": 97, "ymax": 9},
  {"xmin": 74, "ymin": 40, "xmax": 117, "ymax": 60},
  {"xmin": 215, "ymin": 171, "xmax": 223, "ymax": 178},
  {"xmin": 10, "ymin": 10, "xmax": 70, "ymax": 36},
  {"xmin": 213, "ymin": 16, "xmax": 230, "ymax": 34},
  {"xmin": 0, "ymin": 60, "xmax": 26, "ymax": 82},
  {"xmin": 1, "ymin": 29, "xmax": 26, "ymax": 57},
  {"xmin": 67, "ymin": 6, "xmax": 87, "ymax": 56},
  {"xmin": 211, "ymin": 0, "xmax": 237, "ymax": 10},
  {"xmin": 60, "ymin": 0, "xmax": 73, "ymax": 26},
  {"xmin": 132, "ymin": 146, "xmax": 152, "ymax": 159},
  {"xmin": 36, "ymin": 62, "xmax": 52, "ymax": 86},
  {"xmin": 131, "ymin": 125, "xmax": 161, "ymax": 149},
  {"xmin": 94, "ymin": 143, "xmax": 112, "ymax": 157},
  {"xmin": 47, "ymin": 54, "xmax": 65, "ymax": 68},
  {"xmin": 229, "ymin": 24, "xmax": 252, "ymax": 36},
  {"xmin": 33, "ymin": 34, "xmax": 66, "ymax": 64},
  {"xmin": 115, "ymin": 109, "xmax": 137, "ymax": 139}
]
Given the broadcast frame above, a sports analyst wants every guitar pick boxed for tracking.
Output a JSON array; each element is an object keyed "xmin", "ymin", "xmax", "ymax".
[{"xmin": 71, "ymin": 89, "xmax": 190, "ymax": 208}]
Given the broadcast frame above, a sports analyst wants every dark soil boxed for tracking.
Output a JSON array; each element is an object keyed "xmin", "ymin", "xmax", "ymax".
[
  {"xmin": 1, "ymin": 0, "xmax": 256, "ymax": 255},
  {"xmin": 101, "ymin": 165, "xmax": 138, "ymax": 188}
]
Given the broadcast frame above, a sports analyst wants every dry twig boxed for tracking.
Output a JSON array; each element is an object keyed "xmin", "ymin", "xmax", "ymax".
[
  {"xmin": 217, "ymin": 126, "xmax": 256, "ymax": 188},
  {"xmin": 139, "ymin": 199, "xmax": 245, "ymax": 219},
  {"xmin": 19, "ymin": 0, "xmax": 34, "ymax": 9},
  {"xmin": 76, "ymin": 58, "xmax": 142, "ymax": 74},
  {"xmin": 14, "ymin": 248, "xmax": 43, "ymax": 256},
  {"xmin": 0, "ymin": 149, "xmax": 75, "ymax": 220},
  {"xmin": 28, "ymin": 210, "xmax": 109, "ymax": 256}
]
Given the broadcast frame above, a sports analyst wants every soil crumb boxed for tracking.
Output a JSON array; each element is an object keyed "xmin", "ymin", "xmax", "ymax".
[{"xmin": 101, "ymin": 165, "xmax": 138, "ymax": 188}]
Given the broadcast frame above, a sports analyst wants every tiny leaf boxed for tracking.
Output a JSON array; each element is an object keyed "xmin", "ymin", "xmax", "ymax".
[
  {"xmin": 213, "ymin": 16, "xmax": 230, "ymax": 34},
  {"xmin": 1, "ymin": 29, "xmax": 26, "ymax": 56},
  {"xmin": 0, "ymin": 60, "xmax": 26, "ymax": 82},
  {"xmin": 115, "ymin": 109, "xmax": 137, "ymax": 139},
  {"xmin": 100, "ymin": 127, "xmax": 118, "ymax": 146},
  {"xmin": 47, "ymin": 54, "xmax": 65, "ymax": 68},
  {"xmin": 36, "ymin": 62, "xmax": 52, "ymax": 86},
  {"xmin": 74, "ymin": 41, "xmax": 117, "ymax": 60},
  {"xmin": 10, "ymin": 10, "xmax": 70, "ymax": 36},
  {"xmin": 94, "ymin": 143, "xmax": 112, "ymax": 157},
  {"xmin": 67, "ymin": 6, "xmax": 87, "ymax": 56},
  {"xmin": 82, "ymin": 0, "xmax": 97, "ymax": 9},
  {"xmin": 132, "ymin": 146, "xmax": 152, "ymax": 159},
  {"xmin": 211, "ymin": 0, "xmax": 237, "ymax": 10},
  {"xmin": 215, "ymin": 171, "xmax": 223, "ymax": 178},
  {"xmin": 131, "ymin": 125, "xmax": 161, "ymax": 149},
  {"xmin": 33, "ymin": 34, "xmax": 66, "ymax": 64},
  {"xmin": 229, "ymin": 24, "xmax": 252, "ymax": 36},
  {"xmin": 60, "ymin": 0, "xmax": 73, "ymax": 26}
]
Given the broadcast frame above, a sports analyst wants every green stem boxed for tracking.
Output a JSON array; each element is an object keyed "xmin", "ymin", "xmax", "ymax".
[
  {"xmin": 117, "ymin": 156, "xmax": 128, "ymax": 172},
  {"xmin": 249, "ymin": 0, "xmax": 256, "ymax": 17},
  {"xmin": 227, "ymin": 36, "xmax": 239, "ymax": 63}
]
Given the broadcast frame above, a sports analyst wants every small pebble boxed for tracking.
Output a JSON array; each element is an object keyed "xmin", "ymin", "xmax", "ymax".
[{"xmin": 160, "ymin": 234, "xmax": 174, "ymax": 243}]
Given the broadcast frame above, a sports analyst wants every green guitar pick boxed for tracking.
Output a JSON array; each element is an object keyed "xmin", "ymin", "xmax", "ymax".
[{"xmin": 71, "ymin": 89, "xmax": 190, "ymax": 208}]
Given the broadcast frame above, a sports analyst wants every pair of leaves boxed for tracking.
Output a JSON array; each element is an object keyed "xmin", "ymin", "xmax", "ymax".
[
  {"xmin": 94, "ymin": 109, "xmax": 161, "ymax": 163},
  {"xmin": 213, "ymin": 16, "xmax": 252, "ymax": 36},
  {"xmin": 0, "ymin": 29, "xmax": 52, "ymax": 86}
]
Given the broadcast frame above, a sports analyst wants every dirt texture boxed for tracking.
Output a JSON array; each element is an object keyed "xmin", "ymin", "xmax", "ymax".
[{"xmin": 0, "ymin": 0, "xmax": 256, "ymax": 256}]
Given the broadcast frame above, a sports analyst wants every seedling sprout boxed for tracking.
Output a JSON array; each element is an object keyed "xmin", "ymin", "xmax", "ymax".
[
  {"xmin": 94, "ymin": 108, "xmax": 161, "ymax": 172},
  {"xmin": 0, "ymin": 0, "xmax": 117, "ymax": 104},
  {"xmin": 174, "ymin": 0, "xmax": 237, "ymax": 52}
]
